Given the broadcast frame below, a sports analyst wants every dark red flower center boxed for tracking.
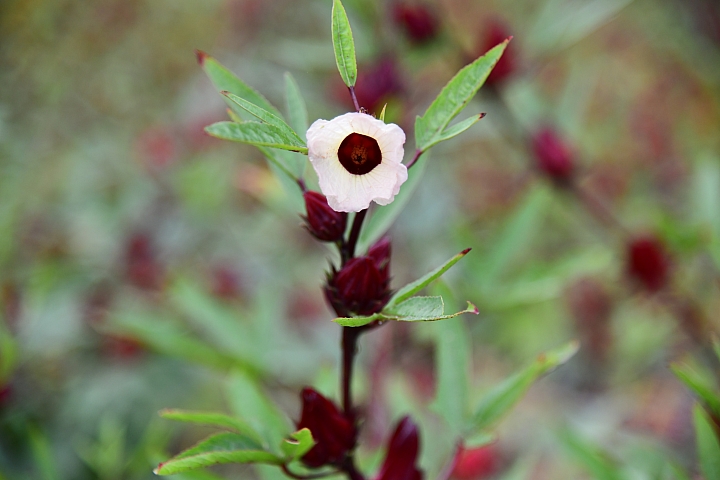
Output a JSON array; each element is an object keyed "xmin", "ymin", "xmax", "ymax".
[{"xmin": 337, "ymin": 133, "xmax": 382, "ymax": 175}]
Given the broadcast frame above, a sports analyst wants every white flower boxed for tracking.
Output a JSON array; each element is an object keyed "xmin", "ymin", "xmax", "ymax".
[{"xmin": 306, "ymin": 112, "xmax": 407, "ymax": 213}]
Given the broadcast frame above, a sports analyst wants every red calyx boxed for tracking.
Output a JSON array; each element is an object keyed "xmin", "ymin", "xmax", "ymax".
[
  {"xmin": 296, "ymin": 387, "xmax": 356, "ymax": 468},
  {"xmin": 626, "ymin": 235, "xmax": 669, "ymax": 292},
  {"xmin": 392, "ymin": 2, "xmax": 440, "ymax": 45},
  {"xmin": 303, "ymin": 191, "xmax": 348, "ymax": 242},
  {"xmin": 374, "ymin": 416, "xmax": 423, "ymax": 480},
  {"xmin": 531, "ymin": 127, "xmax": 575, "ymax": 184}
]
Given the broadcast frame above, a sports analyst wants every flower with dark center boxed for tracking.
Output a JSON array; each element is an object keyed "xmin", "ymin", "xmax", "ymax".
[
  {"xmin": 307, "ymin": 112, "xmax": 407, "ymax": 212},
  {"xmin": 374, "ymin": 416, "xmax": 423, "ymax": 480},
  {"xmin": 296, "ymin": 387, "xmax": 356, "ymax": 468},
  {"xmin": 303, "ymin": 191, "xmax": 348, "ymax": 242}
]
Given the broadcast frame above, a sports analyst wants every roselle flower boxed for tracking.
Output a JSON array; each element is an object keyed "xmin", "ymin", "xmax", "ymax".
[
  {"xmin": 306, "ymin": 112, "xmax": 407, "ymax": 213},
  {"xmin": 303, "ymin": 191, "xmax": 348, "ymax": 242},
  {"xmin": 479, "ymin": 20, "xmax": 515, "ymax": 87},
  {"xmin": 392, "ymin": 2, "xmax": 440, "ymax": 44},
  {"xmin": 324, "ymin": 237, "xmax": 392, "ymax": 316},
  {"xmin": 374, "ymin": 416, "xmax": 423, "ymax": 480},
  {"xmin": 296, "ymin": 387, "xmax": 356, "ymax": 468},
  {"xmin": 626, "ymin": 235, "xmax": 669, "ymax": 292},
  {"xmin": 531, "ymin": 127, "xmax": 574, "ymax": 184}
]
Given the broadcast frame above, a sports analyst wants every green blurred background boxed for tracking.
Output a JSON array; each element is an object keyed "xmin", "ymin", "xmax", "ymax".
[{"xmin": 2, "ymin": 0, "xmax": 720, "ymax": 478}]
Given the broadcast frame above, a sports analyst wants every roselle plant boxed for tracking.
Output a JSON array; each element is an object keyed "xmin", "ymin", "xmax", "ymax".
[{"xmin": 154, "ymin": 2, "xmax": 576, "ymax": 478}]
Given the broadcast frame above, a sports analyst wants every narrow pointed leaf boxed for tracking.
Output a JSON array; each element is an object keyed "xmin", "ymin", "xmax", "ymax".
[
  {"xmin": 557, "ymin": 429, "xmax": 624, "ymax": 480},
  {"xmin": 154, "ymin": 432, "xmax": 281, "ymax": 475},
  {"xmin": 222, "ymin": 92, "xmax": 303, "ymax": 145},
  {"xmin": 197, "ymin": 51, "xmax": 283, "ymax": 119},
  {"xmin": 415, "ymin": 40, "xmax": 509, "ymax": 151},
  {"xmin": 693, "ymin": 404, "xmax": 720, "ymax": 480},
  {"xmin": 331, "ymin": 0, "xmax": 357, "ymax": 87},
  {"xmin": 159, "ymin": 410, "xmax": 263, "ymax": 445},
  {"xmin": 205, "ymin": 121, "xmax": 308, "ymax": 154},
  {"xmin": 334, "ymin": 297, "xmax": 477, "ymax": 326},
  {"xmin": 284, "ymin": 73, "xmax": 309, "ymax": 140},
  {"xmin": 386, "ymin": 248, "xmax": 471, "ymax": 308},
  {"xmin": 281, "ymin": 429, "xmax": 315, "ymax": 461},
  {"xmin": 421, "ymin": 114, "xmax": 486, "ymax": 151},
  {"xmin": 671, "ymin": 362, "xmax": 720, "ymax": 417},
  {"xmin": 471, "ymin": 341, "xmax": 578, "ymax": 432},
  {"xmin": 379, "ymin": 104, "xmax": 387, "ymax": 122}
]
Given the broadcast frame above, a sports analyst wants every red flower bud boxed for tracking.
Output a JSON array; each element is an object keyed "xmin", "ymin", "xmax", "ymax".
[
  {"xmin": 296, "ymin": 388, "xmax": 356, "ymax": 468},
  {"xmin": 374, "ymin": 416, "xmax": 423, "ymax": 480},
  {"xmin": 479, "ymin": 20, "xmax": 515, "ymax": 87},
  {"xmin": 303, "ymin": 191, "xmax": 348, "ymax": 242},
  {"xmin": 324, "ymin": 238, "xmax": 393, "ymax": 316},
  {"xmin": 451, "ymin": 445, "xmax": 499, "ymax": 479},
  {"xmin": 626, "ymin": 235, "xmax": 669, "ymax": 292},
  {"xmin": 531, "ymin": 127, "xmax": 575, "ymax": 183},
  {"xmin": 353, "ymin": 58, "xmax": 404, "ymax": 114},
  {"xmin": 392, "ymin": 2, "xmax": 440, "ymax": 45},
  {"xmin": 125, "ymin": 233, "xmax": 164, "ymax": 291}
]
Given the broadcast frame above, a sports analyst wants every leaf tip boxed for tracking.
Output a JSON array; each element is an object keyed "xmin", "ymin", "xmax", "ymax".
[
  {"xmin": 468, "ymin": 302, "xmax": 479, "ymax": 315},
  {"xmin": 195, "ymin": 49, "xmax": 209, "ymax": 66},
  {"xmin": 461, "ymin": 248, "xmax": 472, "ymax": 255},
  {"xmin": 478, "ymin": 113, "xmax": 487, "ymax": 119},
  {"xmin": 153, "ymin": 463, "xmax": 163, "ymax": 475}
]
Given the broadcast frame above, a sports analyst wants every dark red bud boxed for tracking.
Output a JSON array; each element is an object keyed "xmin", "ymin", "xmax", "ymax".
[
  {"xmin": 296, "ymin": 388, "xmax": 356, "ymax": 468},
  {"xmin": 531, "ymin": 127, "xmax": 574, "ymax": 183},
  {"xmin": 367, "ymin": 236, "xmax": 392, "ymax": 280},
  {"xmin": 451, "ymin": 445, "xmax": 499, "ymax": 480},
  {"xmin": 333, "ymin": 257, "xmax": 386, "ymax": 315},
  {"xmin": 303, "ymin": 191, "xmax": 348, "ymax": 242},
  {"xmin": 392, "ymin": 3, "xmax": 440, "ymax": 44},
  {"xmin": 480, "ymin": 21, "xmax": 516, "ymax": 87},
  {"xmin": 626, "ymin": 236, "xmax": 669, "ymax": 292},
  {"xmin": 354, "ymin": 58, "xmax": 404, "ymax": 114},
  {"xmin": 125, "ymin": 233, "xmax": 164, "ymax": 291},
  {"xmin": 374, "ymin": 416, "xmax": 423, "ymax": 480}
]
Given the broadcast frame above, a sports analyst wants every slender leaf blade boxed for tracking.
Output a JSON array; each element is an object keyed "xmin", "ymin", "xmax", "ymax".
[
  {"xmin": 557, "ymin": 429, "xmax": 624, "ymax": 480},
  {"xmin": 222, "ymin": 92, "xmax": 304, "ymax": 145},
  {"xmin": 284, "ymin": 73, "xmax": 309, "ymax": 140},
  {"xmin": 471, "ymin": 341, "xmax": 578, "ymax": 431},
  {"xmin": 154, "ymin": 433, "xmax": 281, "ymax": 475},
  {"xmin": 159, "ymin": 410, "xmax": 263, "ymax": 445},
  {"xmin": 671, "ymin": 362, "xmax": 720, "ymax": 417},
  {"xmin": 333, "ymin": 298, "xmax": 477, "ymax": 326},
  {"xmin": 415, "ymin": 40, "xmax": 509, "ymax": 151},
  {"xmin": 693, "ymin": 404, "xmax": 720, "ymax": 480},
  {"xmin": 421, "ymin": 114, "xmax": 486, "ymax": 151},
  {"xmin": 206, "ymin": 121, "xmax": 308, "ymax": 154},
  {"xmin": 281, "ymin": 429, "xmax": 315, "ymax": 461},
  {"xmin": 197, "ymin": 51, "xmax": 283, "ymax": 119},
  {"xmin": 331, "ymin": 0, "xmax": 357, "ymax": 87},
  {"xmin": 387, "ymin": 248, "xmax": 471, "ymax": 308}
]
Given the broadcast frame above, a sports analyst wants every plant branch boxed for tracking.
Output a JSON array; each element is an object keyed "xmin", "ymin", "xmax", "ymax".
[
  {"xmin": 405, "ymin": 149, "xmax": 423, "ymax": 170},
  {"xmin": 348, "ymin": 86, "xmax": 361, "ymax": 112},
  {"xmin": 345, "ymin": 209, "xmax": 368, "ymax": 261}
]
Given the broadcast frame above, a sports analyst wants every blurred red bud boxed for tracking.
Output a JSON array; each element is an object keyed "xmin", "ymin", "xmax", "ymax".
[
  {"xmin": 626, "ymin": 236, "xmax": 669, "ymax": 292},
  {"xmin": 297, "ymin": 387, "xmax": 356, "ymax": 468},
  {"xmin": 565, "ymin": 277, "xmax": 613, "ymax": 366},
  {"xmin": 392, "ymin": 2, "xmax": 440, "ymax": 44},
  {"xmin": 125, "ymin": 233, "xmax": 164, "ymax": 291},
  {"xmin": 210, "ymin": 266, "xmax": 243, "ymax": 301},
  {"xmin": 451, "ymin": 445, "xmax": 499, "ymax": 479},
  {"xmin": 303, "ymin": 191, "xmax": 348, "ymax": 242},
  {"xmin": 479, "ymin": 20, "xmax": 515, "ymax": 87},
  {"xmin": 531, "ymin": 127, "xmax": 575, "ymax": 183},
  {"xmin": 374, "ymin": 416, "xmax": 423, "ymax": 480},
  {"xmin": 353, "ymin": 57, "xmax": 404, "ymax": 114}
]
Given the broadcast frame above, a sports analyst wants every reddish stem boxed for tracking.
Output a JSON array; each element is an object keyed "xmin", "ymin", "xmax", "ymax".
[{"xmin": 348, "ymin": 86, "xmax": 361, "ymax": 113}]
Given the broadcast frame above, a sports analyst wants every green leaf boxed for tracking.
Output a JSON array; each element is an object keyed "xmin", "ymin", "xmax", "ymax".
[
  {"xmin": 334, "ymin": 297, "xmax": 477, "ymax": 327},
  {"xmin": 430, "ymin": 309, "xmax": 470, "ymax": 435},
  {"xmin": 29, "ymin": 426, "xmax": 57, "ymax": 480},
  {"xmin": 414, "ymin": 40, "xmax": 508, "ymax": 151},
  {"xmin": 387, "ymin": 248, "xmax": 471, "ymax": 308},
  {"xmin": 331, "ymin": 0, "xmax": 357, "ymax": 87},
  {"xmin": 420, "ymin": 113, "xmax": 486, "ymax": 151},
  {"xmin": 557, "ymin": 429, "xmax": 624, "ymax": 480},
  {"xmin": 379, "ymin": 104, "xmax": 387, "ymax": 122},
  {"xmin": 205, "ymin": 121, "xmax": 308, "ymax": 154},
  {"xmin": 160, "ymin": 410, "xmax": 264, "ymax": 445},
  {"xmin": 225, "ymin": 370, "xmax": 292, "ymax": 452},
  {"xmin": 222, "ymin": 92, "xmax": 304, "ymax": 144},
  {"xmin": 154, "ymin": 432, "xmax": 281, "ymax": 475},
  {"xmin": 284, "ymin": 73, "xmax": 309, "ymax": 141},
  {"xmin": 197, "ymin": 51, "xmax": 283, "ymax": 120},
  {"xmin": 693, "ymin": 404, "xmax": 720, "ymax": 480},
  {"xmin": 671, "ymin": 362, "xmax": 720, "ymax": 417},
  {"xmin": 471, "ymin": 341, "xmax": 578, "ymax": 431},
  {"xmin": 280, "ymin": 428, "xmax": 315, "ymax": 461}
]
